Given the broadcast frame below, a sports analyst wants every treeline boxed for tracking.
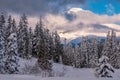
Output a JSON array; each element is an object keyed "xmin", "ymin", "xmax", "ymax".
[
  {"xmin": 0, "ymin": 13, "xmax": 63, "ymax": 74},
  {"xmin": 63, "ymin": 30, "xmax": 120, "ymax": 69}
]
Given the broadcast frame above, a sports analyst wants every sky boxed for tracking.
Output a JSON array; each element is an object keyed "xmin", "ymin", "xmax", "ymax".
[
  {"xmin": 0, "ymin": 0, "xmax": 120, "ymax": 41},
  {"xmin": 0, "ymin": 0, "xmax": 120, "ymax": 15},
  {"xmin": 85, "ymin": 0, "xmax": 120, "ymax": 15}
]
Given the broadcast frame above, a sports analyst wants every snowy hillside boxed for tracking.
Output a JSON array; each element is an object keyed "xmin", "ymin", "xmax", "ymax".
[{"xmin": 0, "ymin": 58, "xmax": 120, "ymax": 80}]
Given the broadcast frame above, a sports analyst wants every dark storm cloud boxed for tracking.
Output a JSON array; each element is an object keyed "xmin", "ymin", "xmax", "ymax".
[{"xmin": 0, "ymin": 0, "xmax": 86, "ymax": 15}]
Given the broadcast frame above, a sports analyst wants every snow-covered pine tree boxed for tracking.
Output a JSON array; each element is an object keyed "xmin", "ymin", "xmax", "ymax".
[
  {"xmin": 4, "ymin": 17, "xmax": 19, "ymax": 74},
  {"xmin": 17, "ymin": 14, "xmax": 29, "ymax": 59},
  {"xmin": 109, "ymin": 30, "xmax": 118, "ymax": 68},
  {"xmin": 28, "ymin": 27, "xmax": 33, "ymax": 58},
  {"xmin": 114, "ymin": 42, "xmax": 120, "ymax": 68},
  {"xmin": 44, "ymin": 28, "xmax": 51, "ymax": 60},
  {"xmin": 97, "ymin": 38, "xmax": 103, "ymax": 59},
  {"xmin": 102, "ymin": 31, "xmax": 111, "ymax": 57},
  {"xmin": 6, "ymin": 15, "xmax": 12, "ymax": 39},
  {"xmin": 62, "ymin": 38, "xmax": 68, "ymax": 65},
  {"xmin": 37, "ymin": 18, "xmax": 52, "ymax": 72},
  {"xmin": 63, "ymin": 42, "xmax": 74, "ymax": 66},
  {"xmin": 0, "ymin": 14, "xmax": 6, "ymax": 73},
  {"xmin": 33, "ymin": 23, "xmax": 41, "ymax": 57},
  {"xmin": 5, "ymin": 15, "xmax": 14, "ymax": 57},
  {"xmin": 74, "ymin": 45, "xmax": 81, "ymax": 68},
  {"xmin": 80, "ymin": 36, "xmax": 89, "ymax": 68},
  {"xmin": 11, "ymin": 19, "xmax": 17, "ymax": 35},
  {"xmin": 48, "ymin": 32, "xmax": 55, "ymax": 61},
  {"xmin": 4, "ymin": 15, "xmax": 12, "ymax": 52},
  {"xmin": 102, "ymin": 30, "xmax": 118, "ymax": 68},
  {"xmin": 89, "ymin": 38, "xmax": 99, "ymax": 68},
  {"xmin": 53, "ymin": 31, "xmax": 63, "ymax": 63},
  {"xmin": 5, "ymin": 33, "xmax": 19, "ymax": 74},
  {"xmin": 95, "ymin": 55, "xmax": 114, "ymax": 77}
]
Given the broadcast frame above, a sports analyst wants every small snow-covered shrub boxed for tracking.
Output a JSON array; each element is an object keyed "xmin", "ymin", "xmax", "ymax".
[
  {"xmin": 95, "ymin": 55, "xmax": 114, "ymax": 78},
  {"xmin": 21, "ymin": 62, "xmax": 33, "ymax": 74}
]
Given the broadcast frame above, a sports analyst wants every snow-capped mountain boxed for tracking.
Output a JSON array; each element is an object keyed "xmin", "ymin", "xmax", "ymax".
[{"xmin": 70, "ymin": 36, "xmax": 106, "ymax": 45}]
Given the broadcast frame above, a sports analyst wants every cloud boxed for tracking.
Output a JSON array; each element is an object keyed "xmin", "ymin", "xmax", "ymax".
[
  {"xmin": 0, "ymin": 0, "xmax": 87, "ymax": 15},
  {"xmin": 105, "ymin": 4, "xmax": 115, "ymax": 15}
]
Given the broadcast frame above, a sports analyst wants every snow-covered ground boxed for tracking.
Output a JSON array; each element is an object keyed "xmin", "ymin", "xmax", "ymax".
[{"xmin": 0, "ymin": 58, "xmax": 120, "ymax": 80}]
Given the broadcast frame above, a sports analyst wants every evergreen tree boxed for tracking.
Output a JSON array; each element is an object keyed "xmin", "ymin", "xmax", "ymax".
[
  {"xmin": 47, "ymin": 32, "xmax": 55, "ymax": 60},
  {"xmin": 89, "ymin": 38, "xmax": 99, "ymax": 68},
  {"xmin": 44, "ymin": 28, "xmax": 51, "ymax": 60},
  {"xmin": 6, "ymin": 15, "xmax": 12, "ymax": 38},
  {"xmin": 17, "ymin": 14, "xmax": 29, "ymax": 58},
  {"xmin": 53, "ymin": 31, "xmax": 63, "ymax": 63},
  {"xmin": 33, "ymin": 23, "xmax": 41, "ymax": 57},
  {"xmin": 95, "ymin": 55, "xmax": 114, "ymax": 77},
  {"xmin": 63, "ymin": 42, "xmax": 74, "ymax": 66},
  {"xmin": 5, "ymin": 33, "xmax": 19, "ymax": 74},
  {"xmin": 11, "ymin": 19, "xmax": 17, "ymax": 34},
  {"xmin": 37, "ymin": 18, "xmax": 52, "ymax": 72},
  {"xmin": 28, "ymin": 27, "xmax": 33, "ymax": 58},
  {"xmin": 74, "ymin": 45, "xmax": 81, "ymax": 68},
  {"xmin": 97, "ymin": 39, "xmax": 104, "ymax": 59},
  {"xmin": 109, "ymin": 30, "xmax": 118, "ymax": 68},
  {"xmin": 102, "ymin": 31, "xmax": 111, "ymax": 56},
  {"xmin": 102, "ymin": 30, "xmax": 118, "ymax": 68},
  {"xmin": 80, "ymin": 36, "xmax": 89, "ymax": 67},
  {"xmin": 114, "ymin": 42, "xmax": 120, "ymax": 68},
  {"xmin": 0, "ymin": 14, "xmax": 6, "ymax": 73}
]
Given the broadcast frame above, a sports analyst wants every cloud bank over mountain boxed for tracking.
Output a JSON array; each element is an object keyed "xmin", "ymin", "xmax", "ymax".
[
  {"xmin": 42, "ymin": 8, "xmax": 120, "ymax": 40},
  {"xmin": 11, "ymin": 7, "xmax": 120, "ymax": 42}
]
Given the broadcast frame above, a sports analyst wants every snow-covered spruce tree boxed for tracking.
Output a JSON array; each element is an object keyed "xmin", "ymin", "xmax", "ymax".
[
  {"xmin": 17, "ymin": 14, "xmax": 29, "ymax": 59},
  {"xmin": 95, "ymin": 54, "xmax": 114, "ymax": 78},
  {"xmin": 44, "ymin": 28, "xmax": 52, "ymax": 60},
  {"xmin": 4, "ymin": 17, "xmax": 19, "ymax": 74},
  {"xmin": 28, "ymin": 27, "xmax": 33, "ymax": 58},
  {"xmin": 4, "ymin": 15, "xmax": 12, "ymax": 52},
  {"xmin": 6, "ymin": 15, "xmax": 12, "ymax": 39},
  {"xmin": 5, "ymin": 32, "xmax": 19, "ymax": 74},
  {"xmin": 63, "ymin": 42, "xmax": 74, "ymax": 66},
  {"xmin": 74, "ymin": 45, "xmax": 82, "ymax": 68},
  {"xmin": 48, "ymin": 32, "xmax": 55, "ymax": 61},
  {"xmin": 53, "ymin": 31, "xmax": 63, "ymax": 63},
  {"xmin": 114, "ymin": 42, "xmax": 120, "ymax": 68},
  {"xmin": 102, "ymin": 31, "xmax": 111, "ymax": 55},
  {"xmin": 0, "ymin": 14, "xmax": 6, "ymax": 73},
  {"xmin": 11, "ymin": 19, "xmax": 17, "ymax": 33},
  {"xmin": 109, "ymin": 30, "xmax": 118, "ymax": 68},
  {"xmin": 62, "ymin": 38, "xmax": 68, "ymax": 65},
  {"xmin": 36, "ymin": 18, "xmax": 52, "ymax": 73},
  {"xmin": 89, "ymin": 38, "xmax": 99, "ymax": 68},
  {"xmin": 97, "ymin": 38, "xmax": 104, "ymax": 59},
  {"xmin": 102, "ymin": 30, "xmax": 118, "ymax": 68},
  {"xmin": 5, "ymin": 16, "xmax": 16, "ymax": 57},
  {"xmin": 80, "ymin": 36, "xmax": 89, "ymax": 68},
  {"xmin": 33, "ymin": 23, "xmax": 41, "ymax": 57}
]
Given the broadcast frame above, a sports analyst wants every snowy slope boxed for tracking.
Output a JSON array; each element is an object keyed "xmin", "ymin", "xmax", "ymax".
[{"xmin": 0, "ymin": 61, "xmax": 120, "ymax": 80}]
